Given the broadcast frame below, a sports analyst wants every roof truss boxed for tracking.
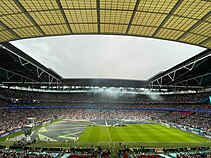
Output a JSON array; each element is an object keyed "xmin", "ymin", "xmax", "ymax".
[
  {"xmin": 0, "ymin": 0, "xmax": 210, "ymax": 48},
  {"xmin": 149, "ymin": 50, "xmax": 211, "ymax": 89}
]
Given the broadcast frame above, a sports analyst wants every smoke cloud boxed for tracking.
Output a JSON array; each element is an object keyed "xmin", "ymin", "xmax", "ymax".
[
  {"xmin": 143, "ymin": 89, "xmax": 163, "ymax": 101},
  {"xmin": 92, "ymin": 87, "xmax": 135, "ymax": 98}
]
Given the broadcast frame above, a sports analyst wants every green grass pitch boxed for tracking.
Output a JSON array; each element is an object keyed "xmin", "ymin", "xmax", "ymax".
[
  {"xmin": 1, "ymin": 121, "xmax": 210, "ymax": 148},
  {"xmin": 78, "ymin": 124, "xmax": 210, "ymax": 148}
]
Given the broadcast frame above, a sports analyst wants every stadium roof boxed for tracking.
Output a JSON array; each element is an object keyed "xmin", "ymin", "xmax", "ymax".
[
  {"xmin": 0, "ymin": 42, "xmax": 210, "ymax": 90},
  {"xmin": 0, "ymin": 42, "xmax": 62, "ymax": 87},
  {"xmin": 149, "ymin": 49, "xmax": 211, "ymax": 89},
  {"xmin": 62, "ymin": 78, "xmax": 148, "ymax": 88},
  {"xmin": 0, "ymin": 0, "xmax": 211, "ymax": 48}
]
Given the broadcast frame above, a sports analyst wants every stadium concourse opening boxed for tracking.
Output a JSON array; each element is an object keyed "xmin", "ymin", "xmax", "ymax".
[{"xmin": 0, "ymin": 0, "xmax": 211, "ymax": 157}]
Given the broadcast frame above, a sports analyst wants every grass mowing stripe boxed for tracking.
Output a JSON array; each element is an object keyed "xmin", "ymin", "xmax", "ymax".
[
  {"xmin": 99, "ymin": 127, "xmax": 111, "ymax": 142},
  {"xmin": 78, "ymin": 126, "xmax": 92, "ymax": 142},
  {"xmin": 80, "ymin": 124, "xmax": 207, "ymax": 143},
  {"xmin": 109, "ymin": 127, "xmax": 122, "ymax": 142},
  {"xmin": 88, "ymin": 126, "xmax": 100, "ymax": 142},
  {"xmin": 78, "ymin": 123, "xmax": 210, "ymax": 147},
  {"xmin": 123, "ymin": 125, "xmax": 145, "ymax": 142},
  {"xmin": 145, "ymin": 124, "xmax": 171, "ymax": 142},
  {"xmin": 161, "ymin": 126, "xmax": 207, "ymax": 141},
  {"xmin": 130, "ymin": 124, "xmax": 158, "ymax": 142}
]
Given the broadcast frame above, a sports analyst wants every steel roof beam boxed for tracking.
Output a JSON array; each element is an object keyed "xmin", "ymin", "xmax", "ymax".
[
  {"xmin": 1, "ymin": 82, "xmax": 59, "ymax": 85},
  {"xmin": 199, "ymin": 37, "xmax": 211, "ymax": 46},
  {"xmin": 149, "ymin": 53, "xmax": 211, "ymax": 85},
  {"xmin": 152, "ymin": 0, "xmax": 184, "ymax": 37},
  {"xmin": 150, "ymin": 84, "xmax": 203, "ymax": 89},
  {"xmin": 2, "ymin": 44, "xmax": 61, "ymax": 82},
  {"xmin": 170, "ymin": 72, "xmax": 211, "ymax": 87},
  {"xmin": 0, "ymin": 67, "xmax": 36, "ymax": 83},
  {"xmin": 56, "ymin": 0, "xmax": 72, "ymax": 34},
  {"xmin": 96, "ymin": 0, "xmax": 100, "ymax": 33},
  {"xmin": 177, "ymin": 11, "xmax": 211, "ymax": 41},
  {"xmin": 13, "ymin": 0, "xmax": 46, "ymax": 36},
  {"xmin": 126, "ymin": 0, "xmax": 140, "ymax": 34},
  {"xmin": 0, "ymin": 21, "xmax": 20, "ymax": 39}
]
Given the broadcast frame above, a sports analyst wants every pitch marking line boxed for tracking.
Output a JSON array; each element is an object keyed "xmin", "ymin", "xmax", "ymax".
[{"xmin": 107, "ymin": 127, "xmax": 112, "ymax": 142}]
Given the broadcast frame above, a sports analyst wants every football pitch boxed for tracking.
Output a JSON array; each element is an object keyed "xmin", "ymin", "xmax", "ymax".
[
  {"xmin": 78, "ymin": 123, "xmax": 210, "ymax": 148},
  {"xmin": 1, "ymin": 119, "xmax": 210, "ymax": 148}
]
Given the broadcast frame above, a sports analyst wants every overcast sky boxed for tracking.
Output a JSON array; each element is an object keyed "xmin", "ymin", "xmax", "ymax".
[{"xmin": 11, "ymin": 35, "xmax": 205, "ymax": 80}]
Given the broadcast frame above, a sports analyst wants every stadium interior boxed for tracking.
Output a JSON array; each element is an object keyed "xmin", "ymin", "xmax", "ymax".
[{"xmin": 0, "ymin": 0, "xmax": 211, "ymax": 157}]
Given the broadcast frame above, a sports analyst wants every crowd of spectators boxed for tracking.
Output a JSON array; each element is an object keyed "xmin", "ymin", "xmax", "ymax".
[
  {"xmin": 155, "ymin": 111, "xmax": 211, "ymax": 132},
  {"xmin": 1, "ymin": 150, "xmax": 211, "ymax": 158},
  {"xmin": 177, "ymin": 152, "xmax": 211, "ymax": 158},
  {"xmin": 0, "ymin": 107, "xmax": 210, "ymax": 136},
  {"xmin": 0, "ymin": 151, "xmax": 53, "ymax": 158},
  {"xmin": 67, "ymin": 147, "xmax": 110, "ymax": 158},
  {"xmin": 0, "ymin": 87, "xmax": 210, "ymax": 141},
  {"xmin": 0, "ymin": 146, "xmax": 110, "ymax": 158},
  {"xmin": 0, "ymin": 87, "xmax": 211, "ymax": 105},
  {"xmin": 0, "ymin": 99, "xmax": 8, "ymax": 107},
  {"xmin": 0, "ymin": 109, "xmax": 165, "ymax": 135},
  {"xmin": 118, "ymin": 147, "xmax": 162, "ymax": 158},
  {"xmin": 175, "ymin": 112, "xmax": 210, "ymax": 131}
]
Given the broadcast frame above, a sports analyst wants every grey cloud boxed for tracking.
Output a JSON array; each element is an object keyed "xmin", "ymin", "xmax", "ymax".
[{"xmin": 11, "ymin": 35, "xmax": 205, "ymax": 80}]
